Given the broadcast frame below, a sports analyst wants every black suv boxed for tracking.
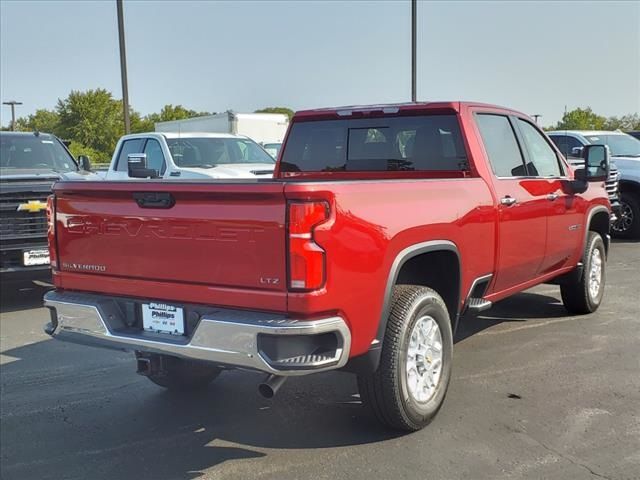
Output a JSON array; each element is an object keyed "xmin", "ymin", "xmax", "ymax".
[{"xmin": 0, "ymin": 131, "xmax": 94, "ymax": 283}]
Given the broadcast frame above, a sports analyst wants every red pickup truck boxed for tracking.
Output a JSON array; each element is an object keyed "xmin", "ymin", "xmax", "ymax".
[{"xmin": 44, "ymin": 102, "xmax": 612, "ymax": 431}]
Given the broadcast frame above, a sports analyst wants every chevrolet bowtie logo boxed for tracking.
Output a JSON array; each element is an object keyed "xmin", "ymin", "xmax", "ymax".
[{"xmin": 17, "ymin": 200, "xmax": 47, "ymax": 213}]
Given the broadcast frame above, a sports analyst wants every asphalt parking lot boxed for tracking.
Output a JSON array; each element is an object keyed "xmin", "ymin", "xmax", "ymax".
[{"xmin": 1, "ymin": 241, "xmax": 638, "ymax": 480}]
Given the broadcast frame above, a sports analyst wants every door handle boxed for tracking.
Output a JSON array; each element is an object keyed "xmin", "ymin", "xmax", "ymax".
[
  {"xmin": 500, "ymin": 196, "xmax": 517, "ymax": 206},
  {"xmin": 546, "ymin": 193, "xmax": 559, "ymax": 201}
]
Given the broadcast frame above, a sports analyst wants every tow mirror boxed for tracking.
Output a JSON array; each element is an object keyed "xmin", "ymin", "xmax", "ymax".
[
  {"xmin": 127, "ymin": 153, "xmax": 158, "ymax": 178},
  {"xmin": 77, "ymin": 155, "xmax": 92, "ymax": 172},
  {"xmin": 579, "ymin": 144, "xmax": 610, "ymax": 182}
]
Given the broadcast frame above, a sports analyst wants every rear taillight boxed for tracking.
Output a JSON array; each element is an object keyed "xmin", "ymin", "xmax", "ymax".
[
  {"xmin": 288, "ymin": 201, "xmax": 329, "ymax": 291},
  {"xmin": 46, "ymin": 195, "xmax": 57, "ymax": 269}
]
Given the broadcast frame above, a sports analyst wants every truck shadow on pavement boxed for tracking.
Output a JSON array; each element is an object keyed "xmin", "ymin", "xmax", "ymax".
[
  {"xmin": 0, "ymin": 283, "xmax": 50, "ymax": 314},
  {"xmin": 455, "ymin": 291, "xmax": 568, "ymax": 343},
  {"xmin": 2, "ymin": 288, "xmax": 570, "ymax": 480}
]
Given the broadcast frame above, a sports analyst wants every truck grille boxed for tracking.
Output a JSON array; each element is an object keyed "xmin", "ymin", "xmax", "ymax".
[
  {"xmin": 0, "ymin": 192, "xmax": 49, "ymax": 240},
  {"xmin": 605, "ymin": 164, "xmax": 620, "ymax": 199}
]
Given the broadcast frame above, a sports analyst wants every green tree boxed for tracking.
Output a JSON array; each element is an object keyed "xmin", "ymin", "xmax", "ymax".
[
  {"xmin": 66, "ymin": 141, "xmax": 107, "ymax": 164},
  {"xmin": 146, "ymin": 104, "xmax": 211, "ymax": 124},
  {"xmin": 14, "ymin": 109, "xmax": 60, "ymax": 134},
  {"xmin": 254, "ymin": 107, "xmax": 294, "ymax": 120},
  {"xmin": 56, "ymin": 89, "xmax": 124, "ymax": 155},
  {"xmin": 130, "ymin": 110, "xmax": 155, "ymax": 133},
  {"xmin": 604, "ymin": 113, "xmax": 640, "ymax": 131},
  {"xmin": 553, "ymin": 107, "xmax": 607, "ymax": 130}
]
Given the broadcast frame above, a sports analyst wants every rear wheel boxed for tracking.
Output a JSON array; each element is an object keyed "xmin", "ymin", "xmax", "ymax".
[
  {"xmin": 358, "ymin": 285, "xmax": 453, "ymax": 431},
  {"xmin": 612, "ymin": 191, "xmax": 640, "ymax": 239},
  {"xmin": 136, "ymin": 352, "xmax": 222, "ymax": 391},
  {"xmin": 560, "ymin": 232, "xmax": 606, "ymax": 314}
]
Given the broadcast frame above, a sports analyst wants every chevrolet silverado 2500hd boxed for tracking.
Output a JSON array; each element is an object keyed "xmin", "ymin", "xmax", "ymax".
[
  {"xmin": 44, "ymin": 102, "xmax": 612, "ymax": 431},
  {"xmin": 0, "ymin": 131, "xmax": 96, "ymax": 283}
]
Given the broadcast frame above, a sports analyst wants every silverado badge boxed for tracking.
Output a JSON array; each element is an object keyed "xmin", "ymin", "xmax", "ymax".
[{"xmin": 17, "ymin": 200, "xmax": 47, "ymax": 213}]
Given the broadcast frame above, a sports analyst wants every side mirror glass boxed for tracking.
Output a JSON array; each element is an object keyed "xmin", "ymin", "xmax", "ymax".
[
  {"xmin": 77, "ymin": 155, "xmax": 92, "ymax": 172},
  {"xmin": 583, "ymin": 144, "xmax": 609, "ymax": 182},
  {"xmin": 127, "ymin": 153, "xmax": 158, "ymax": 178},
  {"xmin": 570, "ymin": 146, "xmax": 584, "ymax": 158}
]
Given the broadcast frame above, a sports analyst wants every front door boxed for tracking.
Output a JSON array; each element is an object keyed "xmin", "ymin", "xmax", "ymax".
[{"xmin": 514, "ymin": 118, "xmax": 585, "ymax": 273}]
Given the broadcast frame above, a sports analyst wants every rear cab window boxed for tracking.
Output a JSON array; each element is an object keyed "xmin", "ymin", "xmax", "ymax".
[
  {"xmin": 280, "ymin": 115, "xmax": 468, "ymax": 173},
  {"xmin": 475, "ymin": 114, "xmax": 527, "ymax": 177}
]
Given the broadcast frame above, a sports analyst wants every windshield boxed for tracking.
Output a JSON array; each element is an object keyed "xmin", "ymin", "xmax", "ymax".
[
  {"xmin": 585, "ymin": 134, "xmax": 640, "ymax": 157},
  {"xmin": 166, "ymin": 137, "xmax": 275, "ymax": 168},
  {"xmin": 0, "ymin": 133, "xmax": 77, "ymax": 172},
  {"xmin": 263, "ymin": 143, "xmax": 282, "ymax": 159}
]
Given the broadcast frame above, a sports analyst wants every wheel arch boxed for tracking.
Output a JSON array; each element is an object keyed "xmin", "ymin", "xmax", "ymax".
[
  {"xmin": 618, "ymin": 179, "xmax": 640, "ymax": 196},
  {"xmin": 342, "ymin": 240, "xmax": 462, "ymax": 376},
  {"xmin": 586, "ymin": 206, "xmax": 611, "ymax": 256},
  {"xmin": 377, "ymin": 241, "xmax": 461, "ymax": 340}
]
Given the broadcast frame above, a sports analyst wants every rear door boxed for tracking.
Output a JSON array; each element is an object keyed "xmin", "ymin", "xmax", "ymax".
[
  {"xmin": 54, "ymin": 181, "xmax": 287, "ymax": 295},
  {"xmin": 475, "ymin": 113, "xmax": 547, "ymax": 293}
]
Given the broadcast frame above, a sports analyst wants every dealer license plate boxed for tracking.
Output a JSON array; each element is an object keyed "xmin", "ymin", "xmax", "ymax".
[
  {"xmin": 142, "ymin": 302, "xmax": 185, "ymax": 335},
  {"xmin": 23, "ymin": 249, "xmax": 50, "ymax": 266}
]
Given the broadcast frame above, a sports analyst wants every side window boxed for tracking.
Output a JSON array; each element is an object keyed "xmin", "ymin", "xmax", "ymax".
[
  {"xmin": 549, "ymin": 135, "xmax": 568, "ymax": 156},
  {"xmin": 517, "ymin": 120, "xmax": 563, "ymax": 177},
  {"xmin": 115, "ymin": 138, "xmax": 144, "ymax": 171},
  {"xmin": 476, "ymin": 114, "xmax": 527, "ymax": 177},
  {"xmin": 143, "ymin": 139, "xmax": 166, "ymax": 174}
]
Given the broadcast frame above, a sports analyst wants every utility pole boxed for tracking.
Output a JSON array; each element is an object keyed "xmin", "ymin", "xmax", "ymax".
[
  {"xmin": 2, "ymin": 100, "xmax": 23, "ymax": 131},
  {"xmin": 116, "ymin": 0, "xmax": 131, "ymax": 134},
  {"xmin": 532, "ymin": 114, "xmax": 542, "ymax": 124},
  {"xmin": 411, "ymin": 0, "xmax": 417, "ymax": 102}
]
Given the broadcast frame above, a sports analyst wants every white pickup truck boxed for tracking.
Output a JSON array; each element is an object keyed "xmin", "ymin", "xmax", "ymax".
[{"xmin": 103, "ymin": 132, "xmax": 276, "ymax": 180}]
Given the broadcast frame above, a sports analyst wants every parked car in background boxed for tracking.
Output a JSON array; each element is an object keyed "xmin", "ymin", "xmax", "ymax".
[
  {"xmin": 154, "ymin": 112, "xmax": 288, "ymax": 145},
  {"xmin": 45, "ymin": 101, "xmax": 613, "ymax": 431},
  {"xmin": 262, "ymin": 142, "xmax": 282, "ymax": 159},
  {"xmin": 104, "ymin": 132, "xmax": 275, "ymax": 180},
  {"xmin": 0, "ymin": 131, "xmax": 96, "ymax": 283},
  {"xmin": 548, "ymin": 130, "xmax": 640, "ymax": 239}
]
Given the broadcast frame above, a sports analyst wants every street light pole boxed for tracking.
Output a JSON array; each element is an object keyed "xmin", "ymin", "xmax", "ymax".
[
  {"xmin": 116, "ymin": 0, "xmax": 131, "ymax": 134},
  {"xmin": 411, "ymin": 0, "xmax": 417, "ymax": 102},
  {"xmin": 532, "ymin": 114, "xmax": 542, "ymax": 124},
  {"xmin": 3, "ymin": 100, "xmax": 23, "ymax": 131}
]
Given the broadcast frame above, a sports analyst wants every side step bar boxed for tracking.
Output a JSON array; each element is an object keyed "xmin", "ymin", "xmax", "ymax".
[{"xmin": 466, "ymin": 297, "xmax": 493, "ymax": 313}]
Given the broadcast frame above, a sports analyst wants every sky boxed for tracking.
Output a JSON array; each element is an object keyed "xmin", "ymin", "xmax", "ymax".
[{"xmin": 1, "ymin": 0, "xmax": 638, "ymax": 128}]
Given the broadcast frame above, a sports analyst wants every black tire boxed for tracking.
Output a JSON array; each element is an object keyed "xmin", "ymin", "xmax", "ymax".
[
  {"xmin": 560, "ymin": 232, "xmax": 606, "ymax": 314},
  {"xmin": 612, "ymin": 191, "xmax": 640, "ymax": 240},
  {"xmin": 136, "ymin": 352, "xmax": 221, "ymax": 391},
  {"xmin": 358, "ymin": 285, "xmax": 453, "ymax": 431}
]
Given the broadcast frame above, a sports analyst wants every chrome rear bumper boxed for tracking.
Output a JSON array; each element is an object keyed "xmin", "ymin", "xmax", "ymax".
[{"xmin": 44, "ymin": 290, "xmax": 351, "ymax": 376}]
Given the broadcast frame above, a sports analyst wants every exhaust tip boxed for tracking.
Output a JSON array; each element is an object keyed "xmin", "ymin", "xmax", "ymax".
[
  {"xmin": 258, "ymin": 375, "xmax": 287, "ymax": 398},
  {"xmin": 258, "ymin": 383, "xmax": 276, "ymax": 399}
]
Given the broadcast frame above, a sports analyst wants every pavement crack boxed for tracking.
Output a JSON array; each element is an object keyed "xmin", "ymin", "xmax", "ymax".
[{"xmin": 523, "ymin": 432, "xmax": 612, "ymax": 480}]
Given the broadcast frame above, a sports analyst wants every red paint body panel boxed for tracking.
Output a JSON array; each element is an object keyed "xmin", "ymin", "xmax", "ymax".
[{"xmin": 50, "ymin": 102, "xmax": 611, "ymax": 360}]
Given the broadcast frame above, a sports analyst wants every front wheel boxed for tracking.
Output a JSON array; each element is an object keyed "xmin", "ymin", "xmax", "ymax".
[
  {"xmin": 358, "ymin": 285, "xmax": 453, "ymax": 431},
  {"xmin": 560, "ymin": 232, "xmax": 606, "ymax": 314},
  {"xmin": 612, "ymin": 192, "xmax": 640, "ymax": 239}
]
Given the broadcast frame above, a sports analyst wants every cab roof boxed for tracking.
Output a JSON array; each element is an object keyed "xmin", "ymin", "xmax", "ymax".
[{"xmin": 294, "ymin": 101, "xmax": 527, "ymax": 121}]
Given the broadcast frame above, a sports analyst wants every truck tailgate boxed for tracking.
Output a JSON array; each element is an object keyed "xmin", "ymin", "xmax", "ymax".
[{"xmin": 53, "ymin": 181, "xmax": 287, "ymax": 303}]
